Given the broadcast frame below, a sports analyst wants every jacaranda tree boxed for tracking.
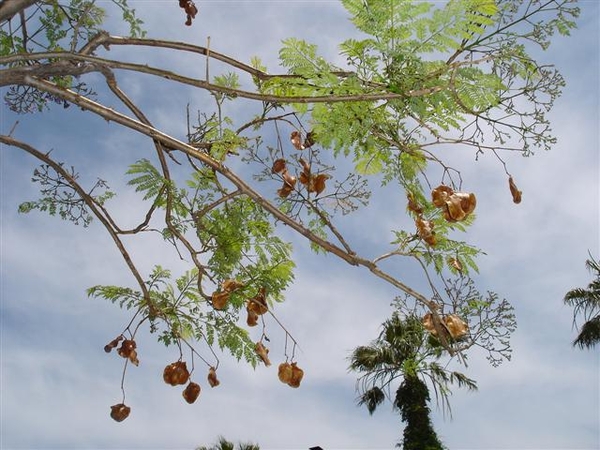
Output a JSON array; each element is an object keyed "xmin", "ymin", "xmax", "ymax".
[{"xmin": 0, "ymin": 0, "xmax": 578, "ymax": 442}]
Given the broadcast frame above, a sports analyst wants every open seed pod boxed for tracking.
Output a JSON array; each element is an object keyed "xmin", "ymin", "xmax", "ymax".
[
  {"xmin": 163, "ymin": 361, "xmax": 190, "ymax": 386},
  {"xmin": 308, "ymin": 173, "xmax": 330, "ymax": 195},
  {"xmin": 222, "ymin": 279, "xmax": 243, "ymax": 293},
  {"xmin": 444, "ymin": 314, "xmax": 469, "ymax": 339},
  {"xmin": 110, "ymin": 403, "xmax": 131, "ymax": 422},
  {"xmin": 255, "ymin": 341, "xmax": 271, "ymax": 366},
  {"xmin": 182, "ymin": 382, "xmax": 201, "ymax": 404},
  {"xmin": 278, "ymin": 362, "xmax": 293, "ymax": 384},
  {"xmin": 277, "ymin": 170, "xmax": 297, "ymax": 198},
  {"xmin": 246, "ymin": 307, "xmax": 259, "ymax": 327},
  {"xmin": 288, "ymin": 363, "xmax": 304, "ymax": 388},
  {"xmin": 443, "ymin": 192, "xmax": 476, "ymax": 222},
  {"xmin": 208, "ymin": 367, "xmax": 220, "ymax": 387},
  {"xmin": 407, "ymin": 194, "xmax": 423, "ymax": 215}
]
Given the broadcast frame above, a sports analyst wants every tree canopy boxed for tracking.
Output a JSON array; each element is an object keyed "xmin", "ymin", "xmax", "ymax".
[{"xmin": 1, "ymin": 0, "xmax": 594, "ymax": 447}]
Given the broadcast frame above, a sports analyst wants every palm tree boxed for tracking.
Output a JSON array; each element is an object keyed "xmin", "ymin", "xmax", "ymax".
[
  {"xmin": 195, "ymin": 436, "xmax": 259, "ymax": 450},
  {"xmin": 564, "ymin": 255, "xmax": 600, "ymax": 349},
  {"xmin": 349, "ymin": 313, "xmax": 476, "ymax": 450}
]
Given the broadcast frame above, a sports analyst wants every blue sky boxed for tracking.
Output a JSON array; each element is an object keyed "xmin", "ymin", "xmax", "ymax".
[{"xmin": 1, "ymin": 1, "xmax": 599, "ymax": 449}]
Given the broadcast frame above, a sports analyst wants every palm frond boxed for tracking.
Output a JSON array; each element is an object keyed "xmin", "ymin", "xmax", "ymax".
[
  {"xmin": 573, "ymin": 315, "xmax": 600, "ymax": 349},
  {"xmin": 357, "ymin": 386, "xmax": 386, "ymax": 415}
]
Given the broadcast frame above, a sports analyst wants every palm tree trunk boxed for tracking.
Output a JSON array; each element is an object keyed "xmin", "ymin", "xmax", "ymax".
[{"xmin": 394, "ymin": 376, "xmax": 444, "ymax": 450}]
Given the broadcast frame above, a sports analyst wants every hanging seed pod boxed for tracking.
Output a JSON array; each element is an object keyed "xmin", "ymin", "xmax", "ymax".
[
  {"xmin": 208, "ymin": 367, "xmax": 220, "ymax": 387},
  {"xmin": 247, "ymin": 287, "xmax": 268, "ymax": 315},
  {"xmin": 163, "ymin": 361, "xmax": 190, "ymax": 386},
  {"xmin": 272, "ymin": 158, "xmax": 287, "ymax": 174},
  {"xmin": 117, "ymin": 339, "xmax": 136, "ymax": 359},
  {"xmin": 255, "ymin": 341, "xmax": 271, "ymax": 366},
  {"xmin": 431, "ymin": 185, "xmax": 454, "ymax": 207},
  {"xmin": 508, "ymin": 176, "xmax": 522, "ymax": 204},
  {"xmin": 288, "ymin": 363, "xmax": 304, "ymax": 388},
  {"xmin": 110, "ymin": 403, "xmax": 131, "ymax": 422},
  {"xmin": 416, "ymin": 217, "xmax": 436, "ymax": 246},
  {"xmin": 290, "ymin": 131, "xmax": 305, "ymax": 150},
  {"xmin": 246, "ymin": 307, "xmax": 259, "ymax": 327},
  {"xmin": 211, "ymin": 290, "xmax": 230, "ymax": 310},
  {"xmin": 182, "ymin": 382, "xmax": 201, "ymax": 404},
  {"xmin": 104, "ymin": 335, "xmax": 124, "ymax": 353},
  {"xmin": 278, "ymin": 362, "xmax": 293, "ymax": 384}
]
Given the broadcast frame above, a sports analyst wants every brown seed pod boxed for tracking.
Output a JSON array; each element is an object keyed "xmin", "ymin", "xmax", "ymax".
[
  {"xmin": 431, "ymin": 185, "xmax": 454, "ymax": 207},
  {"xmin": 288, "ymin": 362, "xmax": 304, "ymax": 388},
  {"xmin": 182, "ymin": 382, "xmax": 201, "ymax": 404},
  {"xmin": 246, "ymin": 307, "xmax": 259, "ymax": 327},
  {"xmin": 308, "ymin": 173, "xmax": 330, "ymax": 196},
  {"xmin": 290, "ymin": 131, "xmax": 305, "ymax": 150},
  {"xmin": 163, "ymin": 361, "xmax": 190, "ymax": 386},
  {"xmin": 444, "ymin": 314, "xmax": 469, "ymax": 339},
  {"xmin": 449, "ymin": 257, "xmax": 463, "ymax": 272},
  {"xmin": 304, "ymin": 131, "xmax": 316, "ymax": 148},
  {"xmin": 508, "ymin": 176, "xmax": 522, "ymax": 204},
  {"xmin": 211, "ymin": 290, "xmax": 230, "ymax": 310},
  {"xmin": 222, "ymin": 279, "xmax": 243, "ymax": 293},
  {"xmin": 255, "ymin": 341, "xmax": 271, "ymax": 366},
  {"xmin": 110, "ymin": 403, "xmax": 131, "ymax": 422},
  {"xmin": 247, "ymin": 287, "xmax": 268, "ymax": 315},
  {"xmin": 271, "ymin": 158, "xmax": 287, "ymax": 174},
  {"xmin": 416, "ymin": 217, "xmax": 436, "ymax": 247},
  {"xmin": 422, "ymin": 313, "xmax": 437, "ymax": 335},
  {"xmin": 208, "ymin": 367, "xmax": 220, "ymax": 387},
  {"xmin": 104, "ymin": 335, "xmax": 124, "ymax": 353},
  {"xmin": 278, "ymin": 362, "xmax": 293, "ymax": 384},
  {"xmin": 407, "ymin": 194, "xmax": 423, "ymax": 215},
  {"xmin": 117, "ymin": 339, "xmax": 136, "ymax": 359}
]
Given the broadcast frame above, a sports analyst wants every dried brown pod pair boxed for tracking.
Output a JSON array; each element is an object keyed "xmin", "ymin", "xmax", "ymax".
[
  {"xmin": 104, "ymin": 335, "xmax": 124, "ymax": 353},
  {"xmin": 163, "ymin": 361, "xmax": 190, "ymax": 386},
  {"xmin": 278, "ymin": 362, "xmax": 304, "ymax": 388},
  {"xmin": 431, "ymin": 185, "xmax": 477, "ymax": 222},
  {"xmin": 423, "ymin": 313, "xmax": 469, "ymax": 340}
]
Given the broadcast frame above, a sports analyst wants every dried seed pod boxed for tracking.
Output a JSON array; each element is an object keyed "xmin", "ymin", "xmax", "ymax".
[
  {"xmin": 431, "ymin": 185, "xmax": 454, "ymax": 207},
  {"xmin": 182, "ymin": 382, "xmax": 201, "ymax": 404},
  {"xmin": 271, "ymin": 159, "xmax": 287, "ymax": 174},
  {"xmin": 444, "ymin": 314, "xmax": 468, "ymax": 339},
  {"xmin": 117, "ymin": 339, "xmax": 136, "ymax": 359},
  {"xmin": 288, "ymin": 363, "xmax": 304, "ymax": 388},
  {"xmin": 110, "ymin": 403, "xmax": 131, "ymax": 422},
  {"xmin": 277, "ymin": 170, "xmax": 297, "ymax": 198},
  {"xmin": 508, "ymin": 176, "xmax": 522, "ymax": 204},
  {"xmin": 416, "ymin": 217, "xmax": 436, "ymax": 246},
  {"xmin": 211, "ymin": 290, "xmax": 229, "ymax": 310},
  {"xmin": 278, "ymin": 362, "xmax": 293, "ymax": 384},
  {"xmin": 247, "ymin": 287, "xmax": 268, "ymax": 315},
  {"xmin": 246, "ymin": 307, "xmax": 259, "ymax": 327},
  {"xmin": 290, "ymin": 131, "xmax": 305, "ymax": 150},
  {"xmin": 255, "ymin": 341, "xmax": 271, "ymax": 366},
  {"xmin": 208, "ymin": 367, "xmax": 220, "ymax": 388},
  {"xmin": 308, "ymin": 173, "xmax": 330, "ymax": 195},
  {"xmin": 449, "ymin": 257, "xmax": 463, "ymax": 272},
  {"xmin": 128, "ymin": 349, "xmax": 140, "ymax": 367},
  {"xmin": 222, "ymin": 279, "xmax": 243, "ymax": 292},
  {"xmin": 104, "ymin": 335, "xmax": 124, "ymax": 353},
  {"xmin": 163, "ymin": 361, "xmax": 190, "ymax": 386},
  {"xmin": 422, "ymin": 313, "xmax": 437, "ymax": 335},
  {"xmin": 407, "ymin": 194, "xmax": 423, "ymax": 215},
  {"xmin": 303, "ymin": 131, "xmax": 316, "ymax": 148}
]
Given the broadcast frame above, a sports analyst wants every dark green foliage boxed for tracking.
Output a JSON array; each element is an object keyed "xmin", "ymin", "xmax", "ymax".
[
  {"xmin": 395, "ymin": 376, "xmax": 444, "ymax": 450},
  {"xmin": 564, "ymin": 256, "xmax": 600, "ymax": 349}
]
